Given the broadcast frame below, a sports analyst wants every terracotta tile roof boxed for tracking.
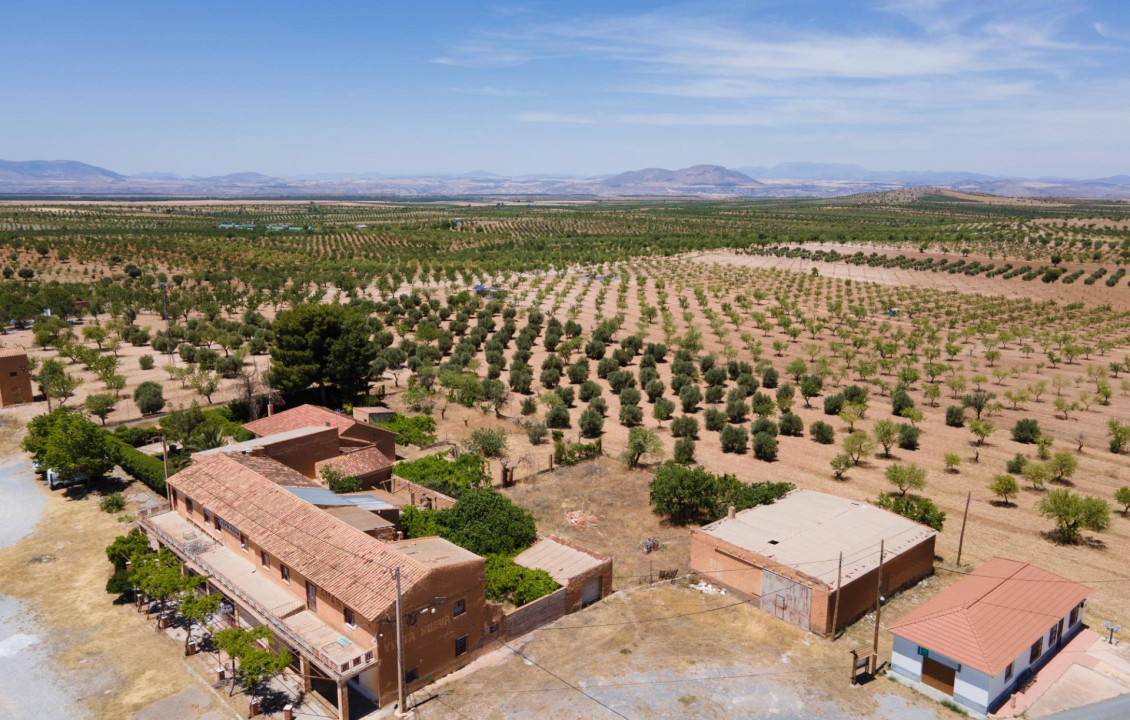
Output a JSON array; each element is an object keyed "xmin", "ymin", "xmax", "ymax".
[
  {"xmin": 244, "ymin": 404, "xmax": 357, "ymax": 439},
  {"xmin": 889, "ymin": 558, "xmax": 1090, "ymax": 676},
  {"xmin": 170, "ymin": 452, "xmax": 431, "ymax": 619},
  {"xmin": 314, "ymin": 446, "xmax": 393, "ymax": 478},
  {"xmin": 0, "ymin": 347, "xmax": 29, "ymax": 358}
]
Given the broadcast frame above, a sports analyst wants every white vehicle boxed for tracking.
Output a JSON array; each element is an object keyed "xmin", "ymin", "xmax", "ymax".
[{"xmin": 46, "ymin": 468, "xmax": 89, "ymax": 490}]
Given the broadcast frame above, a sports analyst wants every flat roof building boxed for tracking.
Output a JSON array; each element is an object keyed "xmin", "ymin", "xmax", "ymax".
[{"xmin": 691, "ymin": 490, "xmax": 937, "ymax": 636}]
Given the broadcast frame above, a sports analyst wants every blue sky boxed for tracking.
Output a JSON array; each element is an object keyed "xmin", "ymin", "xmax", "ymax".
[{"xmin": 3, "ymin": 0, "xmax": 1129, "ymax": 177}]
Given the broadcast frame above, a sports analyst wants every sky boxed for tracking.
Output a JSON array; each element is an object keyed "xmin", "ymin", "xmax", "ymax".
[{"xmin": 3, "ymin": 0, "xmax": 1130, "ymax": 178}]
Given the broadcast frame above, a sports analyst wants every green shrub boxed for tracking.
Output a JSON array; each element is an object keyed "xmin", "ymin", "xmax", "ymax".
[
  {"xmin": 673, "ymin": 437, "xmax": 695, "ymax": 464},
  {"xmin": 670, "ymin": 415, "xmax": 699, "ymax": 438},
  {"xmin": 375, "ymin": 414, "xmax": 437, "ymax": 446},
  {"xmin": 394, "ymin": 452, "xmax": 489, "ymax": 499},
  {"xmin": 873, "ymin": 493, "xmax": 946, "ymax": 531},
  {"xmin": 811, "ymin": 421, "xmax": 835, "ymax": 444},
  {"xmin": 321, "ymin": 467, "xmax": 362, "ymax": 494},
  {"xmin": 891, "ymin": 388, "xmax": 914, "ymax": 416},
  {"xmin": 138, "ymin": 354, "xmax": 155, "ymax": 371},
  {"xmin": 703, "ymin": 408, "xmax": 726, "ymax": 432},
  {"xmin": 720, "ymin": 425, "xmax": 748, "ymax": 453},
  {"xmin": 1012, "ymin": 418, "xmax": 1042, "ymax": 444},
  {"xmin": 778, "ymin": 413, "xmax": 803, "ymax": 437},
  {"xmin": 108, "ymin": 436, "xmax": 167, "ymax": 494},
  {"xmin": 99, "ymin": 492, "xmax": 126, "ymax": 513},
  {"xmin": 1005, "ymin": 453, "xmax": 1027, "ymax": 474},
  {"xmin": 945, "ymin": 405, "xmax": 965, "ymax": 428},
  {"xmin": 512, "ymin": 569, "xmax": 560, "ymax": 606},
  {"xmin": 898, "ymin": 423, "xmax": 921, "ymax": 450},
  {"xmin": 823, "ymin": 393, "xmax": 844, "ymax": 416},
  {"xmin": 752, "ymin": 432, "xmax": 778, "ymax": 461}
]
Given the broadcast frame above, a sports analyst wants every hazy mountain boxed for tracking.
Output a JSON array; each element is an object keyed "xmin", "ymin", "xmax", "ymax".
[
  {"xmin": 0, "ymin": 158, "xmax": 1127, "ymax": 199},
  {"xmin": 0, "ymin": 159, "xmax": 124, "ymax": 183}
]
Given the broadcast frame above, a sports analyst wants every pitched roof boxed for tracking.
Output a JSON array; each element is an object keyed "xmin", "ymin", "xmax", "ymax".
[
  {"xmin": 169, "ymin": 452, "xmax": 431, "ymax": 620},
  {"xmin": 0, "ymin": 347, "xmax": 29, "ymax": 359},
  {"xmin": 314, "ymin": 446, "xmax": 393, "ymax": 478},
  {"xmin": 696, "ymin": 490, "xmax": 936, "ymax": 587},
  {"xmin": 244, "ymin": 404, "xmax": 357, "ymax": 438},
  {"xmin": 888, "ymin": 558, "xmax": 1090, "ymax": 676}
]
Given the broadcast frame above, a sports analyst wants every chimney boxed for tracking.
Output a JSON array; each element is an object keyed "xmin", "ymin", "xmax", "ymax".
[
  {"xmin": 727, "ymin": 505, "xmax": 736, "ymax": 519},
  {"xmin": 267, "ymin": 400, "xmax": 274, "ymax": 417},
  {"xmin": 249, "ymin": 446, "xmax": 267, "ymax": 457}
]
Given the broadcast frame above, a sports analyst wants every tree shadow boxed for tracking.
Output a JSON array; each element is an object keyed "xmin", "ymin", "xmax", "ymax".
[
  {"xmin": 1039, "ymin": 530, "xmax": 1107, "ymax": 550},
  {"xmin": 989, "ymin": 499, "xmax": 1016, "ymax": 508}
]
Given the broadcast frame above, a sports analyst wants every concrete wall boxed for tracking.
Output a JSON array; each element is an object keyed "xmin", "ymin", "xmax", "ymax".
[
  {"xmin": 342, "ymin": 423, "xmax": 397, "ymax": 461},
  {"xmin": 0, "ymin": 353, "xmax": 33, "ymax": 407},
  {"xmin": 820, "ymin": 536, "xmax": 936, "ymax": 636},
  {"xmin": 501, "ymin": 586, "xmax": 568, "ymax": 640}
]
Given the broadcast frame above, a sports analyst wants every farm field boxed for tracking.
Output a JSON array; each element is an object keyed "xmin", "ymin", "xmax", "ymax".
[{"xmin": 6, "ymin": 194, "xmax": 1130, "ymax": 717}]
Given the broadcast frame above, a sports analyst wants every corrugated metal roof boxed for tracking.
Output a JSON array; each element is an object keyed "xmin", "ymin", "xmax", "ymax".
[
  {"xmin": 698, "ymin": 490, "xmax": 936, "ymax": 587},
  {"xmin": 285, "ymin": 486, "xmax": 354, "ymax": 507},
  {"xmin": 889, "ymin": 558, "xmax": 1090, "ymax": 676},
  {"xmin": 194, "ymin": 426, "xmax": 330, "ymax": 456}
]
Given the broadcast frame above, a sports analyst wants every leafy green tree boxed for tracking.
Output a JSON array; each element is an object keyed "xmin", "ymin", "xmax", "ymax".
[
  {"xmin": 811, "ymin": 421, "xmax": 835, "ymax": 444},
  {"xmin": 37, "ymin": 411, "xmax": 112, "ymax": 482},
  {"xmin": 752, "ymin": 432, "xmax": 778, "ymax": 461},
  {"xmin": 1108, "ymin": 420, "xmax": 1130, "ymax": 454},
  {"xmin": 1047, "ymin": 451, "xmax": 1079, "ymax": 483},
  {"xmin": 886, "ymin": 463, "xmax": 927, "ymax": 496},
  {"xmin": 467, "ymin": 428, "xmax": 509, "ymax": 458},
  {"xmin": 648, "ymin": 462, "xmax": 717, "ymax": 525},
  {"xmin": 990, "ymin": 474, "xmax": 1019, "ymax": 505},
  {"xmin": 720, "ymin": 424, "xmax": 748, "ymax": 453},
  {"xmin": 320, "ymin": 467, "xmax": 362, "ymax": 493},
  {"xmin": 1039, "ymin": 489, "xmax": 1110, "ymax": 543},
  {"xmin": 624, "ymin": 427, "xmax": 664, "ymax": 467},
  {"xmin": 38, "ymin": 358, "xmax": 81, "ymax": 411},
  {"xmin": 843, "ymin": 430, "xmax": 875, "ymax": 465},
  {"xmin": 133, "ymin": 549, "xmax": 196, "ymax": 628},
  {"xmin": 1012, "ymin": 418, "xmax": 1042, "ymax": 444},
  {"xmin": 673, "ymin": 436, "xmax": 695, "ymax": 464},
  {"xmin": 84, "ymin": 393, "xmax": 118, "ymax": 425},
  {"xmin": 414, "ymin": 488, "xmax": 537, "ymax": 556},
  {"xmin": 269, "ymin": 304, "xmax": 377, "ymax": 402},
  {"xmin": 179, "ymin": 591, "xmax": 222, "ymax": 654},
  {"xmin": 873, "ymin": 419, "xmax": 898, "ymax": 457},
  {"xmin": 970, "ymin": 419, "xmax": 995, "ymax": 446},
  {"xmin": 830, "ymin": 453, "xmax": 852, "ymax": 479},
  {"xmin": 944, "ymin": 452, "xmax": 962, "ymax": 473},
  {"xmin": 394, "ymin": 452, "xmax": 489, "ymax": 498},
  {"xmin": 1115, "ymin": 486, "xmax": 1130, "ymax": 515}
]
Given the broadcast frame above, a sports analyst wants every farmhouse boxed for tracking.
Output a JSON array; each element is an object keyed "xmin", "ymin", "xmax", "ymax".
[
  {"xmin": 690, "ymin": 490, "xmax": 937, "ymax": 636},
  {"xmin": 140, "ymin": 451, "xmax": 488, "ymax": 717},
  {"xmin": 0, "ymin": 347, "xmax": 33, "ymax": 407},
  {"xmin": 889, "ymin": 558, "xmax": 1090, "ymax": 716}
]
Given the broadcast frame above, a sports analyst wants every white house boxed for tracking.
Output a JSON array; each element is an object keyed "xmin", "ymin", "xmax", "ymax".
[{"xmin": 888, "ymin": 558, "xmax": 1089, "ymax": 716}]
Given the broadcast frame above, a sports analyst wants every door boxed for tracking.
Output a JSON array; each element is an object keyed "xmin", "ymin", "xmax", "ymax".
[
  {"xmin": 581, "ymin": 576, "xmax": 601, "ymax": 607},
  {"xmin": 306, "ymin": 582, "xmax": 318, "ymax": 610},
  {"xmin": 760, "ymin": 571, "xmax": 812, "ymax": 631},
  {"xmin": 922, "ymin": 657, "xmax": 956, "ymax": 696}
]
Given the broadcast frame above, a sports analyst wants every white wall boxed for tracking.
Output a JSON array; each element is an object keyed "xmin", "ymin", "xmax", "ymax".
[
  {"xmin": 985, "ymin": 602, "xmax": 1086, "ymax": 708},
  {"xmin": 891, "ymin": 635, "xmax": 921, "ymax": 680}
]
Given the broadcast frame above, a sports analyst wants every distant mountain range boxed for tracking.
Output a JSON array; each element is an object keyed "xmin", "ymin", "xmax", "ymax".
[{"xmin": 1, "ymin": 159, "xmax": 1128, "ymax": 200}]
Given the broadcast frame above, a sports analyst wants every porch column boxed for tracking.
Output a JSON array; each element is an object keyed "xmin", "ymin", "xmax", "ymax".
[
  {"xmin": 299, "ymin": 656, "xmax": 312, "ymax": 692},
  {"xmin": 336, "ymin": 679, "xmax": 350, "ymax": 720}
]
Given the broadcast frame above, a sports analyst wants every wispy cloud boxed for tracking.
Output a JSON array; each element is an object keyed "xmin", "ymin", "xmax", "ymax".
[
  {"xmin": 457, "ymin": 86, "xmax": 544, "ymax": 98},
  {"xmin": 514, "ymin": 111, "xmax": 594, "ymax": 124}
]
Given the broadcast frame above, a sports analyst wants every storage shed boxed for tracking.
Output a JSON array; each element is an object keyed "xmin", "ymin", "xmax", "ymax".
[
  {"xmin": 514, "ymin": 535, "xmax": 612, "ymax": 612},
  {"xmin": 0, "ymin": 348, "xmax": 33, "ymax": 407},
  {"xmin": 690, "ymin": 490, "xmax": 937, "ymax": 636}
]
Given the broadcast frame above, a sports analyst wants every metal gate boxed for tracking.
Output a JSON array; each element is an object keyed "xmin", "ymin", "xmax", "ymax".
[
  {"xmin": 581, "ymin": 576, "xmax": 601, "ymax": 607},
  {"xmin": 760, "ymin": 570, "xmax": 812, "ymax": 631}
]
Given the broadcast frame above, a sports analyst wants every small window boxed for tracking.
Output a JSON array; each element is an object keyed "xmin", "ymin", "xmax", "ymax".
[
  {"xmin": 405, "ymin": 667, "xmax": 418, "ymax": 683},
  {"xmin": 1050, "ymin": 623, "xmax": 1061, "ymax": 646},
  {"xmin": 185, "ymin": 497, "xmax": 194, "ymax": 514},
  {"xmin": 489, "ymin": 623, "xmax": 499, "ymax": 634},
  {"xmin": 344, "ymin": 607, "xmax": 356, "ymax": 628},
  {"xmin": 454, "ymin": 599, "xmax": 466, "ymax": 617},
  {"xmin": 8, "ymin": 371, "xmax": 16, "ymax": 377},
  {"xmin": 213, "ymin": 514, "xmax": 221, "ymax": 532},
  {"xmin": 306, "ymin": 582, "xmax": 318, "ymax": 610},
  {"xmin": 260, "ymin": 551, "xmax": 270, "ymax": 570},
  {"xmin": 239, "ymin": 534, "xmax": 248, "ymax": 551},
  {"xmin": 455, "ymin": 635, "xmax": 468, "ymax": 656},
  {"xmin": 1005, "ymin": 662, "xmax": 1013, "ymax": 681},
  {"xmin": 1070, "ymin": 605, "xmax": 1081, "ymax": 626},
  {"xmin": 204, "ymin": 509, "xmax": 212, "ymax": 525},
  {"xmin": 1030, "ymin": 637, "xmax": 1043, "ymax": 663},
  {"xmin": 280, "ymin": 565, "xmax": 290, "ymax": 583}
]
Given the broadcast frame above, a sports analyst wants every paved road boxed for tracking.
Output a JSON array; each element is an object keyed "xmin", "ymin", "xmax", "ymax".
[
  {"xmin": 1041, "ymin": 692, "xmax": 1130, "ymax": 720},
  {"xmin": 0, "ymin": 459, "xmax": 42, "ymax": 549}
]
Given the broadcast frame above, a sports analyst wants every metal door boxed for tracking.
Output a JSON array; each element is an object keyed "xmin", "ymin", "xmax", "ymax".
[
  {"xmin": 760, "ymin": 570, "xmax": 811, "ymax": 631},
  {"xmin": 581, "ymin": 576, "xmax": 601, "ymax": 607}
]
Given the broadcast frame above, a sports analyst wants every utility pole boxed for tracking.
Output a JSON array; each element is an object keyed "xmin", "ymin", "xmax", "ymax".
[
  {"xmin": 871, "ymin": 540, "xmax": 885, "ymax": 673},
  {"xmin": 394, "ymin": 566, "xmax": 410, "ymax": 717},
  {"xmin": 956, "ymin": 491, "xmax": 972, "ymax": 567},
  {"xmin": 159, "ymin": 282, "xmax": 174, "ymax": 368},
  {"xmin": 831, "ymin": 552, "xmax": 843, "ymax": 640},
  {"xmin": 160, "ymin": 429, "xmax": 170, "ymax": 501}
]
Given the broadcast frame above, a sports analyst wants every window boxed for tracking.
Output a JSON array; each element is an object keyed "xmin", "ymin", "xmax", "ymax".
[
  {"xmin": 185, "ymin": 497, "xmax": 194, "ymax": 514},
  {"xmin": 1050, "ymin": 622, "xmax": 1061, "ymax": 646},
  {"xmin": 454, "ymin": 599, "xmax": 466, "ymax": 617},
  {"xmin": 306, "ymin": 582, "xmax": 318, "ymax": 610},
  {"xmin": 204, "ymin": 509, "xmax": 212, "ymax": 526},
  {"xmin": 260, "ymin": 551, "xmax": 270, "ymax": 570},
  {"xmin": 1071, "ymin": 605, "xmax": 1081, "ymax": 626},
  {"xmin": 1005, "ymin": 662, "xmax": 1013, "ymax": 681},
  {"xmin": 344, "ymin": 607, "xmax": 356, "ymax": 628},
  {"xmin": 489, "ymin": 623, "xmax": 498, "ymax": 634},
  {"xmin": 405, "ymin": 667, "xmax": 418, "ymax": 683},
  {"xmin": 239, "ymin": 533, "xmax": 248, "ymax": 552},
  {"xmin": 280, "ymin": 565, "xmax": 290, "ymax": 583},
  {"xmin": 455, "ymin": 635, "xmax": 468, "ymax": 656},
  {"xmin": 1030, "ymin": 637, "xmax": 1043, "ymax": 663},
  {"xmin": 212, "ymin": 514, "xmax": 221, "ymax": 532}
]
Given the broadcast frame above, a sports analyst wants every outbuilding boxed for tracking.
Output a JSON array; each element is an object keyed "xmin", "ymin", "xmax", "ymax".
[
  {"xmin": 888, "ymin": 558, "xmax": 1089, "ymax": 716},
  {"xmin": 690, "ymin": 490, "xmax": 937, "ymax": 636},
  {"xmin": 0, "ymin": 348, "xmax": 33, "ymax": 407}
]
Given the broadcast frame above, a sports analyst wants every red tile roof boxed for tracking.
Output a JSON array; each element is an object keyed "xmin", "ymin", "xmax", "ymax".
[
  {"xmin": 314, "ymin": 446, "xmax": 393, "ymax": 479},
  {"xmin": 888, "ymin": 558, "xmax": 1090, "ymax": 675},
  {"xmin": 170, "ymin": 452, "xmax": 430, "ymax": 620},
  {"xmin": 244, "ymin": 404, "xmax": 357, "ymax": 438}
]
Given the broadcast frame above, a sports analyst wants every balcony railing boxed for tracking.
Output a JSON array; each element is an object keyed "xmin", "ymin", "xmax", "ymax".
[{"xmin": 140, "ymin": 509, "xmax": 375, "ymax": 679}]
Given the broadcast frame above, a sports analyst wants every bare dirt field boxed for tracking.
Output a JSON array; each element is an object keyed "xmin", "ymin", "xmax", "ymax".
[{"xmin": 408, "ymin": 582, "xmax": 947, "ymax": 720}]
